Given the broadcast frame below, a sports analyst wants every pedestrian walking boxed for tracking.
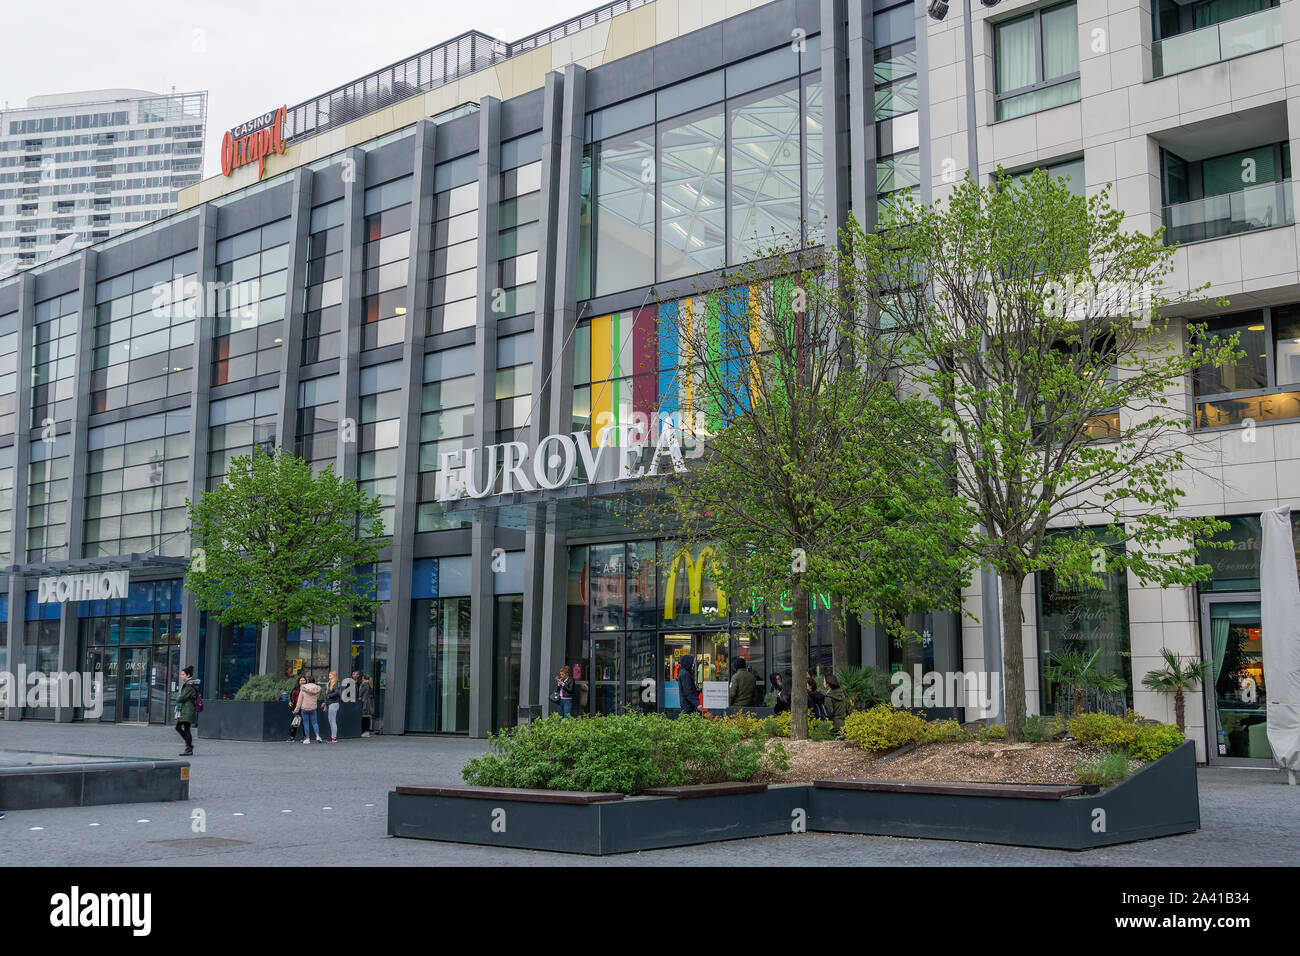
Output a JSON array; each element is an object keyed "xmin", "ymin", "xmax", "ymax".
[
  {"xmin": 354, "ymin": 671, "xmax": 374, "ymax": 737},
  {"xmin": 174, "ymin": 665, "xmax": 199, "ymax": 756},
  {"xmin": 295, "ymin": 678, "xmax": 324, "ymax": 744},
  {"xmin": 677, "ymin": 654, "xmax": 700, "ymax": 715},
  {"xmin": 823, "ymin": 673, "xmax": 848, "ymax": 736},
  {"xmin": 324, "ymin": 671, "xmax": 342, "ymax": 741},
  {"xmin": 287, "ymin": 675, "xmax": 307, "ymax": 741},
  {"xmin": 729, "ymin": 656, "xmax": 756, "ymax": 707},
  {"xmin": 553, "ymin": 665, "xmax": 575, "ymax": 717}
]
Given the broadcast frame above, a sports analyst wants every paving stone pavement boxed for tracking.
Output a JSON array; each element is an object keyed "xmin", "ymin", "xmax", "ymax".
[{"xmin": 0, "ymin": 721, "xmax": 1295, "ymax": 866}]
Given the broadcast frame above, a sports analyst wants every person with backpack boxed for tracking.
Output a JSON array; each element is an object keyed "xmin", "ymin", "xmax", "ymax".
[
  {"xmin": 294, "ymin": 678, "xmax": 324, "ymax": 744},
  {"xmin": 174, "ymin": 665, "xmax": 200, "ymax": 756}
]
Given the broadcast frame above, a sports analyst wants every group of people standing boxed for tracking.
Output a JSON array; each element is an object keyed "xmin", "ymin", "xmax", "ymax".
[
  {"xmin": 769, "ymin": 671, "xmax": 848, "ymax": 734},
  {"xmin": 288, "ymin": 670, "xmax": 375, "ymax": 743}
]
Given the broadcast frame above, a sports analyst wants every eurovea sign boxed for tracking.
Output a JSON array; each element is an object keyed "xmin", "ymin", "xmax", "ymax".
[
  {"xmin": 436, "ymin": 424, "xmax": 694, "ymax": 502},
  {"xmin": 38, "ymin": 570, "xmax": 129, "ymax": 604},
  {"xmin": 221, "ymin": 106, "xmax": 287, "ymax": 179}
]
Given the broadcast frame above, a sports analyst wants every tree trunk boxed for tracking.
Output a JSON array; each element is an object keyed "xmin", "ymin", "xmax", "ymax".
[
  {"xmin": 276, "ymin": 621, "xmax": 289, "ymax": 678},
  {"xmin": 1000, "ymin": 571, "xmax": 1027, "ymax": 742},
  {"xmin": 830, "ymin": 596, "xmax": 848, "ymax": 674},
  {"xmin": 1073, "ymin": 683, "xmax": 1084, "ymax": 718},
  {"xmin": 791, "ymin": 578, "xmax": 810, "ymax": 740},
  {"xmin": 1175, "ymin": 687, "xmax": 1185, "ymax": 734}
]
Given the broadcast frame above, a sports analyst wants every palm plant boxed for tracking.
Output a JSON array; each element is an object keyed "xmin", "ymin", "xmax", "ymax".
[
  {"xmin": 1142, "ymin": 647, "xmax": 1211, "ymax": 733},
  {"xmin": 834, "ymin": 665, "xmax": 892, "ymax": 712},
  {"xmin": 1045, "ymin": 648, "xmax": 1128, "ymax": 718}
]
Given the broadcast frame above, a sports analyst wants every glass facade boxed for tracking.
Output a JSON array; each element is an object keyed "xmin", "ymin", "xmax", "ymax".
[
  {"xmin": 207, "ymin": 388, "xmax": 278, "ymax": 487},
  {"xmin": 78, "ymin": 579, "xmax": 183, "ymax": 723},
  {"xmin": 417, "ymin": 344, "xmax": 474, "ymax": 530},
  {"xmin": 1193, "ymin": 304, "xmax": 1300, "ymax": 427},
  {"xmin": 362, "ymin": 177, "xmax": 412, "ymax": 350},
  {"xmin": 83, "ymin": 409, "xmax": 190, "ymax": 558},
  {"xmin": 92, "ymin": 253, "xmax": 197, "ymax": 413},
  {"xmin": 358, "ymin": 360, "xmax": 401, "ymax": 533},
  {"xmin": 213, "ymin": 220, "xmax": 290, "ymax": 385},
  {"xmin": 428, "ymin": 156, "xmax": 479, "ymax": 334},
  {"xmin": 303, "ymin": 199, "xmax": 345, "ymax": 364},
  {"xmin": 496, "ymin": 136, "xmax": 542, "ymax": 319}
]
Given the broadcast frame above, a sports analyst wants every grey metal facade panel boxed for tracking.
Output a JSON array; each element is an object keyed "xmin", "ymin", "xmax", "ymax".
[
  {"xmin": 364, "ymin": 141, "xmax": 417, "ymax": 186},
  {"xmin": 272, "ymin": 168, "xmax": 316, "ymax": 452},
  {"xmin": 721, "ymin": 0, "xmax": 805, "ymax": 61},
  {"xmin": 501, "ymin": 89, "xmax": 546, "ymax": 140},
  {"xmin": 386, "ymin": 119, "xmax": 439, "ymax": 735},
  {"xmin": 652, "ymin": 27, "xmax": 727, "ymax": 87},
  {"xmin": 312, "ymin": 173, "xmax": 346, "ymax": 205},
  {"xmin": 584, "ymin": 50, "xmax": 656, "ymax": 109},
  {"xmin": 62, "ymin": 251, "xmax": 99, "ymax": 566},
  {"xmin": 215, "ymin": 183, "xmax": 295, "ymax": 237},
  {"xmin": 32, "ymin": 263, "xmax": 82, "ymax": 302},
  {"xmin": 424, "ymin": 327, "xmax": 477, "ymax": 352},
  {"xmin": 412, "ymin": 529, "xmax": 474, "ymax": 558},
  {"xmin": 95, "ymin": 223, "xmax": 200, "ymax": 281},
  {"xmin": 433, "ymin": 115, "xmax": 480, "ymax": 160},
  {"xmin": 847, "ymin": 0, "xmax": 875, "ymax": 226}
]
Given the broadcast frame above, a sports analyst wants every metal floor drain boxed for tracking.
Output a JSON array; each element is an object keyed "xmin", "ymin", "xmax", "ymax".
[{"xmin": 148, "ymin": 837, "xmax": 250, "ymax": 849}]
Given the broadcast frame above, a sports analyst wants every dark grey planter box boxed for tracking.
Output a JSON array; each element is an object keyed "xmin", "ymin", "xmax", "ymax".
[
  {"xmin": 0, "ymin": 751, "xmax": 190, "ymax": 810},
  {"xmin": 811, "ymin": 739, "xmax": 1201, "ymax": 850},
  {"xmin": 387, "ymin": 740, "xmax": 1199, "ymax": 855},
  {"xmin": 200, "ymin": 700, "xmax": 362, "ymax": 741}
]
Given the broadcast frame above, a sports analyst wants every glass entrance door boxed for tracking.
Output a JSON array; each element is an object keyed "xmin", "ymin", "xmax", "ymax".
[
  {"xmin": 592, "ymin": 634, "xmax": 623, "ymax": 714},
  {"xmin": 121, "ymin": 647, "xmax": 151, "ymax": 722},
  {"xmin": 661, "ymin": 631, "xmax": 729, "ymax": 712},
  {"xmin": 1201, "ymin": 594, "xmax": 1269, "ymax": 761},
  {"xmin": 89, "ymin": 648, "xmax": 118, "ymax": 722}
]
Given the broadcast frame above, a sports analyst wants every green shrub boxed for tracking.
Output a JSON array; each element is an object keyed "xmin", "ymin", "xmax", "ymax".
[
  {"xmin": 921, "ymin": 718, "xmax": 964, "ymax": 744},
  {"xmin": 233, "ymin": 673, "xmax": 298, "ymax": 702},
  {"xmin": 757, "ymin": 711, "xmax": 834, "ymax": 740},
  {"xmin": 460, "ymin": 711, "xmax": 782, "ymax": 794},
  {"xmin": 843, "ymin": 705, "xmax": 928, "ymax": 752},
  {"xmin": 1068, "ymin": 711, "xmax": 1184, "ymax": 761},
  {"xmin": 834, "ymin": 665, "xmax": 893, "ymax": 712},
  {"xmin": 972, "ymin": 723, "xmax": 1007, "ymax": 742},
  {"xmin": 1023, "ymin": 713, "xmax": 1066, "ymax": 742},
  {"xmin": 1075, "ymin": 750, "xmax": 1132, "ymax": 787}
]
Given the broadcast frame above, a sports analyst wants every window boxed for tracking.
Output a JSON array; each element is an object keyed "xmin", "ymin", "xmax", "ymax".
[
  {"xmin": 429, "ymin": 156, "xmax": 479, "ymax": 335},
  {"xmin": 303, "ymin": 199, "xmax": 344, "ymax": 364},
  {"xmin": 417, "ymin": 346, "xmax": 474, "ymax": 531},
  {"xmin": 587, "ymin": 126, "xmax": 656, "ymax": 297},
  {"xmin": 213, "ymin": 220, "xmax": 290, "ymax": 386},
  {"xmin": 1161, "ymin": 142, "xmax": 1292, "ymax": 245},
  {"xmin": 1193, "ymin": 305, "xmax": 1300, "ymax": 427},
  {"xmin": 496, "ymin": 153, "xmax": 542, "ymax": 318},
  {"xmin": 1005, "ymin": 156, "xmax": 1086, "ymax": 196},
  {"xmin": 362, "ymin": 176, "xmax": 412, "ymax": 350},
  {"xmin": 995, "ymin": 1, "xmax": 1081, "ymax": 121},
  {"xmin": 1154, "ymin": 0, "xmax": 1281, "ymax": 78},
  {"xmin": 659, "ymin": 105, "xmax": 727, "ymax": 282},
  {"xmin": 728, "ymin": 81, "xmax": 803, "ymax": 263}
]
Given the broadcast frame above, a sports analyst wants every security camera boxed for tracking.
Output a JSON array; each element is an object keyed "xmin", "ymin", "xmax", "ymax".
[{"xmin": 927, "ymin": 0, "xmax": 949, "ymax": 18}]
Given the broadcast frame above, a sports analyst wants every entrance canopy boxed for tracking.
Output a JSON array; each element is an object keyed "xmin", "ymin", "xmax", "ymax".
[{"xmin": 441, "ymin": 480, "xmax": 672, "ymax": 539}]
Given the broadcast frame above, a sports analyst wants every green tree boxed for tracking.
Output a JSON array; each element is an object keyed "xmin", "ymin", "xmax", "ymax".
[
  {"xmin": 648, "ymin": 237, "xmax": 973, "ymax": 739},
  {"xmin": 186, "ymin": 449, "xmax": 386, "ymax": 675},
  {"xmin": 1142, "ymin": 647, "xmax": 1212, "ymax": 733},
  {"xmin": 850, "ymin": 170, "xmax": 1237, "ymax": 741}
]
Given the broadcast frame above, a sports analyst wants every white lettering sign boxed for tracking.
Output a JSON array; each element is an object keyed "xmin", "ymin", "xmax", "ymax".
[
  {"xmin": 436, "ymin": 426, "xmax": 694, "ymax": 502},
  {"xmin": 37, "ymin": 571, "xmax": 129, "ymax": 604}
]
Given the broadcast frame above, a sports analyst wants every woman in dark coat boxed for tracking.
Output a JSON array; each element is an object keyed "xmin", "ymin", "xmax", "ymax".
[
  {"xmin": 771, "ymin": 673, "xmax": 790, "ymax": 714},
  {"xmin": 677, "ymin": 655, "xmax": 700, "ymax": 715}
]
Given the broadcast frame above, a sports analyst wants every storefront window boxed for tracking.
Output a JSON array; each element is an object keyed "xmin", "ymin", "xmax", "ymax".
[
  {"xmin": 1197, "ymin": 513, "xmax": 1300, "ymax": 589},
  {"xmin": 589, "ymin": 543, "xmax": 625, "ymax": 631},
  {"xmin": 1036, "ymin": 538, "xmax": 1133, "ymax": 715},
  {"xmin": 407, "ymin": 596, "xmax": 471, "ymax": 733},
  {"xmin": 493, "ymin": 595, "xmax": 523, "ymax": 731}
]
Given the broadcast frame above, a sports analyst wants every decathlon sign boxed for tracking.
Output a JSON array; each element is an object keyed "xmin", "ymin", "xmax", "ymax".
[
  {"xmin": 38, "ymin": 570, "xmax": 129, "ymax": 604},
  {"xmin": 436, "ymin": 425, "xmax": 693, "ymax": 502},
  {"xmin": 221, "ymin": 105, "xmax": 287, "ymax": 179}
]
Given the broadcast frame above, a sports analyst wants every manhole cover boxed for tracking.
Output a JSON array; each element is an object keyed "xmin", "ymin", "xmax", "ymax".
[{"xmin": 148, "ymin": 837, "xmax": 250, "ymax": 849}]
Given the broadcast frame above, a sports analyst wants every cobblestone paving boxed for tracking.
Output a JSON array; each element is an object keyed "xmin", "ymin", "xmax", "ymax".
[{"xmin": 0, "ymin": 721, "xmax": 1294, "ymax": 866}]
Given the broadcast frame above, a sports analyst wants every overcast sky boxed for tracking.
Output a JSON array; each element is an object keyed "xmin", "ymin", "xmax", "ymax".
[{"xmin": 2, "ymin": 0, "xmax": 597, "ymax": 178}]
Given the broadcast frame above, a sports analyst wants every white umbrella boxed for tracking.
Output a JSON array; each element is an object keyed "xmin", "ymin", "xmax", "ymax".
[{"xmin": 1260, "ymin": 505, "xmax": 1300, "ymax": 784}]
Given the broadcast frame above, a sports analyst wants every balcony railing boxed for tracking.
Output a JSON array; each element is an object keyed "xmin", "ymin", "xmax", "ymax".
[
  {"xmin": 1153, "ymin": 6, "xmax": 1281, "ymax": 78},
  {"xmin": 1163, "ymin": 179, "xmax": 1294, "ymax": 245}
]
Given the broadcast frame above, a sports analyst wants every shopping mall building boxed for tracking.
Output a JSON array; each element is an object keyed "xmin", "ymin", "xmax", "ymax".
[{"xmin": 0, "ymin": 0, "xmax": 1296, "ymax": 764}]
